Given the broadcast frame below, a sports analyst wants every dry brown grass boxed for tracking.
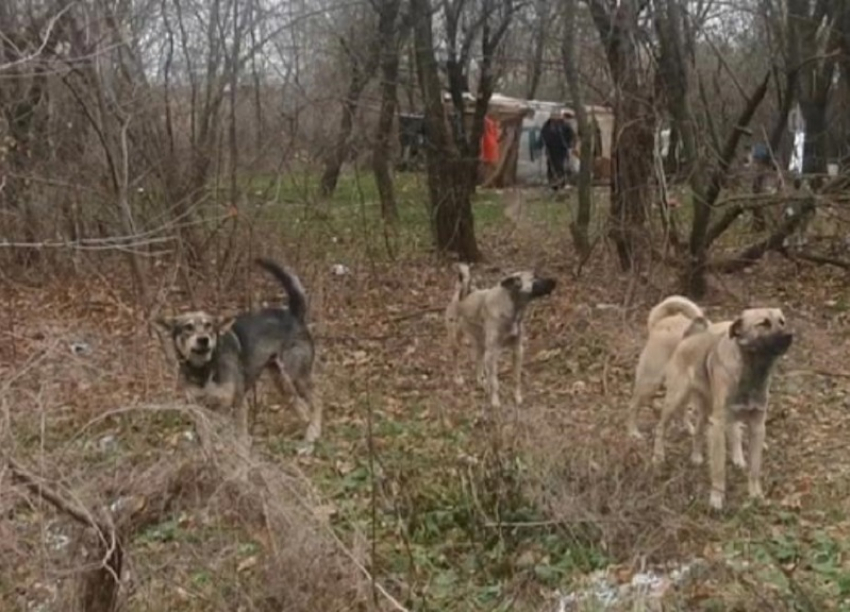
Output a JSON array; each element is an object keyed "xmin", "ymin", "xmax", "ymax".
[{"xmin": 3, "ymin": 184, "xmax": 850, "ymax": 611}]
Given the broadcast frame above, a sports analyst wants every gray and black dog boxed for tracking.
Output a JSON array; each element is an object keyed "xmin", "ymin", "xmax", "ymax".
[{"xmin": 157, "ymin": 258, "xmax": 320, "ymax": 448}]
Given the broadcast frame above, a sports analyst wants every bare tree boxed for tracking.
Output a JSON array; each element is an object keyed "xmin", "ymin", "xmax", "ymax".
[
  {"xmin": 788, "ymin": 0, "xmax": 844, "ymax": 179},
  {"xmin": 562, "ymin": 0, "xmax": 593, "ymax": 258},
  {"xmin": 411, "ymin": 0, "xmax": 516, "ymax": 261},
  {"xmin": 318, "ymin": 10, "xmax": 380, "ymax": 198},
  {"xmin": 525, "ymin": 0, "xmax": 554, "ymax": 100},
  {"xmin": 587, "ymin": 0, "xmax": 656, "ymax": 271},
  {"xmin": 370, "ymin": 0, "xmax": 407, "ymax": 235}
]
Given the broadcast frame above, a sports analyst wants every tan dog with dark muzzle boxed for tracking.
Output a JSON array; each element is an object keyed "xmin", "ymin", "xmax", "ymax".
[
  {"xmin": 445, "ymin": 263, "xmax": 556, "ymax": 415},
  {"xmin": 626, "ymin": 295, "xmax": 732, "ymax": 439},
  {"xmin": 651, "ymin": 308, "xmax": 793, "ymax": 510}
]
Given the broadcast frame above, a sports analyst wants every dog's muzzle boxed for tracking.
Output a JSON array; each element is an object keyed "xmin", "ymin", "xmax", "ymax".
[
  {"xmin": 530, "ymin": 278, "xmax": 557, "ymax": 299},
  {"xmin": 191, "ymin": 336, "xmax": 213, "ymax": 354},
  {"xmin": 745, "ymin": 332, "xmax": 794, "ymax": 357}
]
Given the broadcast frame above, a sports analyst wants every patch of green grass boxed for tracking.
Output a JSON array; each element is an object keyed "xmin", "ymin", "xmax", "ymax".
[{"xmin": 722, "ymin": 515, "xmax": 850, "ymax": 609}]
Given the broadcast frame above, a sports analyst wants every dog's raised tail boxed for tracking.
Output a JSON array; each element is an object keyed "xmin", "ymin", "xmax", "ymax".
[
  {"xmin": 647, "ymin": 295, "xmax": 704, "ymax": 332},
  {"xmin": 455, "ymin": 263, "xmax": 473, "ymax": 301},
  {"xmin": 255, "ymin": 258, "xmax": 308, "ymax": 322}
]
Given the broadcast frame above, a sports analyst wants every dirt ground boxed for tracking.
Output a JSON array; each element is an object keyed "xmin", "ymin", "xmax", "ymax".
[{"xmin": 3, "ymin": 186, "xmax": 850, "ymax": 611}]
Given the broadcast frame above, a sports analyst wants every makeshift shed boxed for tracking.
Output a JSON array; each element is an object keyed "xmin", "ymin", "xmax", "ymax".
[
  {"xmin": 517, "ymin": 100, "xmax": 614, "ymax": 185},
  {"xmin": 442, "ymin": 91, "xmax": 534, "ymax": 188}
]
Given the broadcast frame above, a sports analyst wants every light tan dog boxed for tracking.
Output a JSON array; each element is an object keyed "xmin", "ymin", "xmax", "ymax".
[
  {"xmin": 651, "ymin": 308, "xmax": 793, "ymax": 510},
  {"xmin": 627, "ymin": 295, "xmax": 728, "ymax": 439},
  {"xmin": 445, "ymin": 263, "xmax": 556, "ymax": 413}
]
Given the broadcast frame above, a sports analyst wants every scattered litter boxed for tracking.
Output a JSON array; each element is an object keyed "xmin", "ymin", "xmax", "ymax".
[
  {"xmin": 98, "ymin": 434, "xmax": 118, "ymax": 452},
  {"xmin": 110, "ymin": 497, "xmax": 126, "ymax": 514},
  {"xmin": 594, "ymin": 303, "xmax": 622, "ymax": 312},
  {"xmin": 44, "ymin": 524, "xmax": 71, "ymax": 552},
  {"xmin": 331, "ymin": 263, "xmax": 350, "ymax": 276},
  {"xmin": 69, "ymin": 341, "xmax": 91, "ymax": 355},
  {"xmin": 556, "ymin": 560, "xmax": 705, "ymax": 611}
]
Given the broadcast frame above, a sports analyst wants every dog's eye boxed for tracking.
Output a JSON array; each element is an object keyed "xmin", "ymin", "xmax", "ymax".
[
  {"xmin": 759, "ymin": 319, "xmax": 772, "ymax": 329},
  {"xmin": 203, "ymin": 321, "xmax": 213, "ymax": 330},
  {"xmin": 183, "ymin": 323, "xmax": 195, "ymax": 333},
  {"xmin": 778, "ymin": 318, "xmax": 786, "ymax": 326}
]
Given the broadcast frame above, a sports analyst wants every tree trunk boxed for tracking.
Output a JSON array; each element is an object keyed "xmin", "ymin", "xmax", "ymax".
[
  {"xmin": 525, "ymin": 0, "xmax": 549, "ymax": 100},
  {"xmin": 685, "ymin": 72, "xmax": 772, "ymax": 296},
  {"xmin": 800, "ymin": 97, "xmax": 830, "ymax": 176},
  {"xmin": 372, "ymin": 0, "xmax": 403, "ymax": 229},
  {"xmin": 319, "ymin": 47, "xmax": 379, "ymax": 198},
  {"xmin": 411, "ymin": 0, "xmax": 480, "ymax": 261},
  {"xmin": 609, "ymin": 96, "xmax": 655, "ymax": 271},
  {"xmin": 562, "ymin": 0, "xmax": 592, "ymax": 258},
  {"xmin": 588, "ymin": 0, "xmax": 654, "ymax": 271}
]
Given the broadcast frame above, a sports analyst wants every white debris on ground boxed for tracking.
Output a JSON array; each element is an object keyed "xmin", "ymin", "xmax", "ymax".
[
  {"xmin": 331, "ymin": 263, "xmax": 350, "ymax": 276},
  {"xmin": 556, "ymin": 559, "xmax": 706, "ymax": 611}
]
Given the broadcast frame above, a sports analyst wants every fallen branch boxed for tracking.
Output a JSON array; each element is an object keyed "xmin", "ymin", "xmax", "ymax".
[
  {"xmin": 9, "ymin": 458, "xmax": 122, "ymax": 612},
  {"xmin": 709, "ymin": 198, "xmax": 815, "ymax": 273},
  {"xmin": 789, "ymin": 250, "xmax": 850, "ymax": 271},
  {"xmin": 786, "ymin": 368, "xmax": 850, "ymax": 379}
]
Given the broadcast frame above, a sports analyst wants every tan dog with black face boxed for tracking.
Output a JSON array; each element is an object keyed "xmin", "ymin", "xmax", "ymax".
[
  {"xmin": 651, "ymin": 308, "xmax": 793, "ymax": 510},
  {"xmin": 446, "ymin": 263, "xmax": 556, "ymax": 414}
]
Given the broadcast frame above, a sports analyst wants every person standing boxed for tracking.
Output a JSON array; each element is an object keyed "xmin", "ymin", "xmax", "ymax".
[
  {"xmin": 479, "ymin": 114, "xmax": 500, "ymax": 184},
  {"xmin": 539, "ymin": 109, "xmax": 575, "ymax": 191}
]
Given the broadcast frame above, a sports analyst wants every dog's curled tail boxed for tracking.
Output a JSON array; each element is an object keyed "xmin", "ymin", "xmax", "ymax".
[
  {"xmin": 455, "ymin": 263, "xmax": 473, "ymax": 301},
  {"xmin": 255, "ymin": 258, "xmax": 308, "ymax": 322},
  {"xmin": 647, "ymin": 295, "xmax": 704, "ymax": 332}
]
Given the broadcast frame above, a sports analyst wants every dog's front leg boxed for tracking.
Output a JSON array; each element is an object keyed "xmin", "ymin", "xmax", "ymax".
[
  {"xmin": 474, "ymin": 341, "xmax": 486, "ymax": 390},
  {"xmin": 689, "ymin": 397, "xmax": 709, "ymax": 465},
  {"xmin": 746, "ymin": 412, "xmax": 767, "ymax": 501},
  {"xmin": 728, "ymin": 420, "xmax": 746, "ymax": 469},
  {"xmin": 707, "ymin": 413, "xmax": 727, "ymax": 510},
  {"xmin": 512, "ymin": 339, "xmax": 523, "ymax": 407},
  {"xmin": 484, "ymin": 346, "xmax": 501, "ymax": 409}
]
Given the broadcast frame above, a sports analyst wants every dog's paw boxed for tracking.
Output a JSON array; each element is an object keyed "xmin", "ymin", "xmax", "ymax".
[
  {"xmin": 747, "ymin": 480, "xmax": 764, "ymax": 500},
  {"xmin": 709, "ymin": 491, "xmax": 725, "ymax": 511},
  {"xmin": 628, "ymin": 428, "xmax": 645, "ymax": 441},
  {"xmin": 690, "ymin": 451, "xmax": 704, "ymax": 466},
  {"xmin": 473, "ymin": 411, "xmax": 492, "ymax": 428},
  {"xmin": 297, "ymin": 441, "xmax": 315, "ymax": 457},
  {"xmin": 513, "ymin": 390, "xmax": 523, "ymax": 407},
  {"xmin": 304, "ymin": 422, "xmax": 321, "ymax": 445},
  {"xmin": 454, "ymin": 374, "xmax": 465, "ymax": 387},
  {"xmin": 732, "ymin": 454, "xmax": 747, "ymax": 470},
  {"xmin": 651, "ymin": 449, "xmax": 665, "ymax": 466}
]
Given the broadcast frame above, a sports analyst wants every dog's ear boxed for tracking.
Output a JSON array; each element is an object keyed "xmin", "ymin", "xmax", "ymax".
[
  {"xmin": 501, "ymin": 276, "xmax": 521, "ymax": 291},
  {"xmin": 216, "ymin": 316, "xmax": 236, "ymax": 334},
  {"xmin": 729, "ymin": 318, "xmax": 744, "ymax": 338},
  {"xmin": 155, "ymin": 316, "xmax": 175, "ymax": 332}
]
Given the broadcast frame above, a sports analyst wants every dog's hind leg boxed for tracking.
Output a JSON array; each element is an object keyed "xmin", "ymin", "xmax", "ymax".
[
  {"xmin": 270, "ymin": 363, "xmax": 311, "ymax": 423},
  {"xmin": 627, "ymin": 350, "xmax": 666, "ymax": 439},
  {"xmin": 447, "ymin": 318, "xmax": 465, "ymax": 387},
  {"xmin": 652, "ymin": 381, "xmax": 691, "ymax": 465},
  {"xmin": 292, "ymin": 375, "xmax": 322, "ymax": 447}
]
